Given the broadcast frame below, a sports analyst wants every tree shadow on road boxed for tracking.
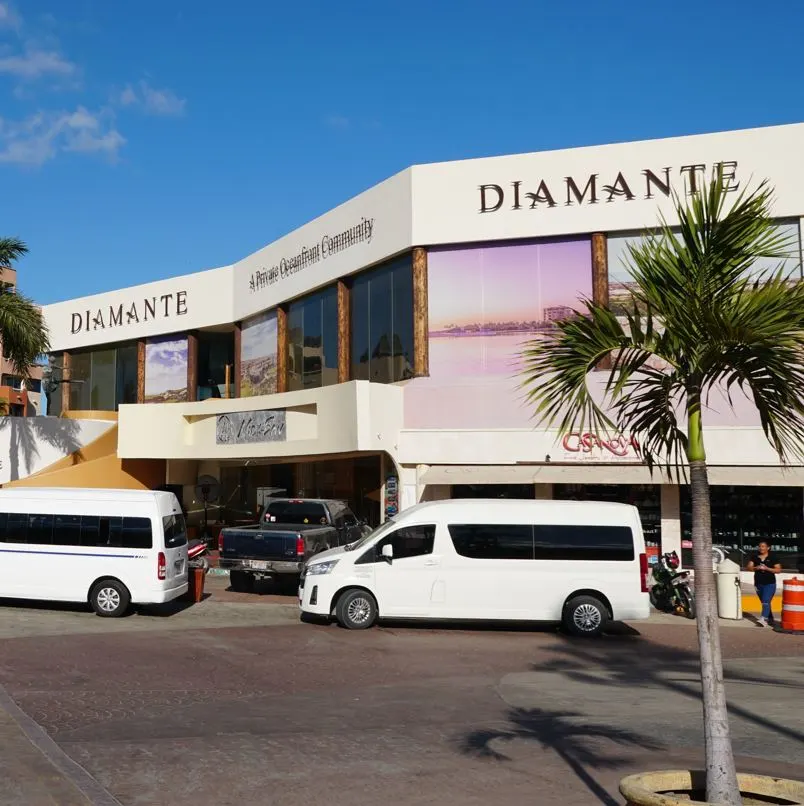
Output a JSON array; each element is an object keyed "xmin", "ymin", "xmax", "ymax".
[
  {"xmin": 533, "ymin": 636, "xmax": 804, "ymax": 746},
  {"xmin": 460, "ymin": 706, "xmax": 662, "ymax": 806}
]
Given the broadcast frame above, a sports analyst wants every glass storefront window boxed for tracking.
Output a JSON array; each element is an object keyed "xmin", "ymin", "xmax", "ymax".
[
  {"xmin": 69, "ymin": 351, "xmax": 91, "ymax": 410},
  {"xmin": 680, "ymin": 486, "xmax": 804, "ymax": 571},
  {"xmin": 90, "ymin": 349, "xmax": 116, "ymax": 410},
  {"xmin": 288, "ymin": 286, "xmax": 338, "ymax": 391},
  {"xmin": 351, "ymin": 256, "xmax": 414, "ymax": 383},
  {"xmin": 116, "ymin": 344, "xmax": 138, "ymax": 406},
  {"xmin": 553, "ymin": 484, "xmax": 661, "ymax": 554},
  {"xmin": 198, "ymin": 331, "xmax": 235, "ymax": 400},
  {"xmin": 66, "ymin": 343, "xmax": 138, "ymax": 412}
]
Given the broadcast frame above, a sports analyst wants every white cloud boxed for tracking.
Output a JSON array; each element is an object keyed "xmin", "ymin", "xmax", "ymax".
[
  {"xmin": 324, "ymin": 114, "xmax": 350, "ymax": 130},
  {"xmin": 0, "ymin": 46, "xmax": 76, "ymax": 78},
  {"xmin": 0, "ymin": 106, "xmax": 125, "ymax": 166},
  {"xmin": 118, "ymin": 80, "xmax": 186, "ymax": 116},
  {"xmin": 0, "ymin": 2, "xmax": 21, "ymax": 30}
]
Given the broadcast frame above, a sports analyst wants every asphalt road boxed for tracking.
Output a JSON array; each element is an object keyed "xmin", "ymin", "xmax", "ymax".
[{"xmin": 1, "ymin": 581, "xmax": 803, "ymax": 806}]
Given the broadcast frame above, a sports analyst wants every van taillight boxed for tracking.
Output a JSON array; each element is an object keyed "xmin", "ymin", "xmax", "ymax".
[
  {"xmin": 639, "ymin": 552, "xmax": 649, "ymax": 593},
  {"xmin": 218, "ymin": 533, "xmax": 224, "ymax": 553},
  {"xmin": 158, "ymin": 552, "xmax": 166, "ymax": 580},
  {"xmin": 296, "ymin": 535, "xmax": 305, "ymax": 556}
]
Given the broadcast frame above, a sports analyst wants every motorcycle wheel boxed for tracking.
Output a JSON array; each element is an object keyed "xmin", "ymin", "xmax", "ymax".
[{"xmin": 677, "ymin": 586, "xmax": 696, "ymax": 619}]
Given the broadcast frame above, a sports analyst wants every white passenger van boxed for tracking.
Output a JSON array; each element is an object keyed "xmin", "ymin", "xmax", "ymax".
[
  {"xmin": 299, "ymin": 499, "xmax": 650, "ymax": 635},
  {"xmin": 0, "ymin": 488, "xmax": 188, "ymax": 617}
]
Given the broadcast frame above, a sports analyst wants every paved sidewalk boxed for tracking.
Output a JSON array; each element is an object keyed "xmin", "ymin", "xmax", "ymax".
[{"xmin": 0, "ymin": 683, "xmax": 121, "ymax": 806}]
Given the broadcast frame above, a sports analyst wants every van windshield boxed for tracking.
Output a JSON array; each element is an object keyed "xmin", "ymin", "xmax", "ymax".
[
  {"xmin": 162, "ymin": 513, "xmax": 188, "ymax": 548},
  {"xmin": 344, "ymin": 518, "xmax": 397, "ymax": 552}
]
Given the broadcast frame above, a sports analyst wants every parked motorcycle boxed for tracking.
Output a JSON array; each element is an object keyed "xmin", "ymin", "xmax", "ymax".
[
  {"xmin": 188, "ymin": 538, "xmax": 210, "ymax": 574},
  {"xmin": 649, "ymin": 551, "xmax": 695, "ymax": 619}
]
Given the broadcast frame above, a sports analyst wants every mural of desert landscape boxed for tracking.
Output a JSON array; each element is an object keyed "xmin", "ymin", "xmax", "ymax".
[
  {"xmin": 240, "ymin": 309, "xmax": 278, "ymax": 397},
  {"xmin": 144, "ymin": 336, "xmax": 188, "ymax": 403}
]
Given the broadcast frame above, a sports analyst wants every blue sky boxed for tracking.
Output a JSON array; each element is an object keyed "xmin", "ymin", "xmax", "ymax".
[{"xmin": 2, "ymin": 0, "xmax": 803, "ymax": 305}]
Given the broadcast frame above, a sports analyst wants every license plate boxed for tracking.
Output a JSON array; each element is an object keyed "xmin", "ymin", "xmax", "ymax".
[
  {"xmin": 174, "ymin": 560, "xmax": 184, "ymax": 573},
  {"xmin": 250, "ymin": 560, "xmax": 269, "ymax": 570}
]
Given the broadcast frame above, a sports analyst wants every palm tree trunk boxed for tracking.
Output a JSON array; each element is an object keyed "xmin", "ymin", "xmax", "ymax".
[{"xmin": 688, "ymin": 400, "xmax": 740, "ymax": 804}]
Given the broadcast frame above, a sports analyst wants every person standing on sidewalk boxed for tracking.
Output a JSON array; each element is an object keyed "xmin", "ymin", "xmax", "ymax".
[{"xmin": 746, "ymin": 541, "xmax": 782, "ymax": 627}]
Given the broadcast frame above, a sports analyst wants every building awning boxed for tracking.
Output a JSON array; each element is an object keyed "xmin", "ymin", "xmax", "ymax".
[{"xmin": 418, "ymin": 464, "xmax": 804, "ymax": 487}]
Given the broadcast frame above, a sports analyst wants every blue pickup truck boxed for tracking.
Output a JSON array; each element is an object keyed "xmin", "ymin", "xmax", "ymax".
[{"xmin": 218, "ymin": 498, "xmax": 368, "ymax": 593}]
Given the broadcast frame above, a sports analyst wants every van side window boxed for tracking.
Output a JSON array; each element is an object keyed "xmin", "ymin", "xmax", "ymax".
[
  {"xmin": 27, "ymin": 514, "xmax": 54, "ymax": 545},
  {"xmin": 356, "ymin": 525, "xmax": 436, "ymax": 564},
  {"xmin": 449, "ymin": 524, "xmax": 635, "ymax": 562},
  {"xmin": 6, "ymin": 513, "xmax": 28, "ymax": 544},
  {"xmin": 533, "ymin": 524, "xmax": 634, "ymax": 561},
  {"xmin": 449, "ymin": 524, "xmax": 534, "ymax": 560}
]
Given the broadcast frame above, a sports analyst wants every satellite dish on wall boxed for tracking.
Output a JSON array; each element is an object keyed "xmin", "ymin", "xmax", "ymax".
[{"xmin": 194, "ymin": 475, "xmax": 220, "ymax": 541}]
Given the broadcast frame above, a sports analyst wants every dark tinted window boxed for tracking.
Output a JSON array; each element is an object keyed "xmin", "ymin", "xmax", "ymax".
[
  {"xmin": 449, "ymin": 524, "xmax": 534, "ymax": 559},
  {"xmin": 162, "ymin": 514, "xmax": 187, "ymax": 548},
  {"xmin": 6, "ymin": 512, "xmax": 28, "ymax": 543},
  {"xmin": 533, "ymin": 524, "xmax": 634, "ymax": 561},
  {"xmin": 265, "ymin": 501, "xmax": 328, "ymax": 525},
  {"xmin": 120, "ymin": 517, "xmax": 153, "ymax": 549},
  {"xmin": 288, "ymin": 286, "xmax": 338, "ymax": 391},
  {"xmin": 53, "ymin": 514, "xmax": 81, "ymax": 545},
  {"xmin": 0, "ymin": 512, "xmax": 155, "ymax": 549},
  {"xmin": 448, "ymin": 523, "xmax": 634, "ymax": 562},
  {"xmin": 350, "ymin": 256, "xmax": 414, "ymax": 383},
  {"xmin": 27, "ymin": 514, "xmax": 54, "ymax": 545},
  {"xmin": 357, "ymin": 525, "xmax": 435, "ymax": 563}
]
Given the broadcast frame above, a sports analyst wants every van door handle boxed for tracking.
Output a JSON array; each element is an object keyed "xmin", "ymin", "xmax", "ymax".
[{"xmin": 424, "ymin": 559, "xmax": 440, "ymax": 567}]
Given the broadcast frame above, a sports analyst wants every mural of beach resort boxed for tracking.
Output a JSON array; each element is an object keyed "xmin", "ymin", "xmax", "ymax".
[{"xmin": 405, "ymin": 237, "xmax": 593, "ymax": 429}]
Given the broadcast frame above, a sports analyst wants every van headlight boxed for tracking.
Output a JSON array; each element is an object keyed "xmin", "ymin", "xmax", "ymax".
[{"xmin": 307, "ymin": 560, "xmax": 339, "ymax": 575}]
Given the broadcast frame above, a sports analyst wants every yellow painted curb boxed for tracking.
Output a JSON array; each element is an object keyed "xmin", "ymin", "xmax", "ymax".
[{"xmin": 742, "ymin": 593, "xmax": 782, "ymax": 613}]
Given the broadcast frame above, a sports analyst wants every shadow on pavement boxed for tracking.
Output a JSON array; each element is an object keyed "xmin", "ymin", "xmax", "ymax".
[
  {"xmin": 373, "ymin": 619, "xmax": 643, "ymax": 636},
  {"xmin": 460, "ymin": 706, "xmax": 661, "ymax": 806},
  {"xmin": 534, "ymin": 636, "xmax": 804, "ymax": 746}
]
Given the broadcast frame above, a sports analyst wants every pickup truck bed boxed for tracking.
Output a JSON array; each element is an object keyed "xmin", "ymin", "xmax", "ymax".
[{"xmin": 217, "ymin": 498, "xmax": 369, "ymax": 594}]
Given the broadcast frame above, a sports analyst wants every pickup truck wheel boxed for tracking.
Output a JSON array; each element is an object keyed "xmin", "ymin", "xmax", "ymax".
[
  {"xmin": 336, "ymin": 589, "xmax": 377, "ymax": 630},
  {"xmin": 229, "ymin": 570, "xmax": 255, "ymax": 593}
]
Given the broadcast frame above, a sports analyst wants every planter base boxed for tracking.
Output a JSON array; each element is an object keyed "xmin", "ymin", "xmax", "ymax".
[{"xmin": 620, "ymin": 770, "xmax": 804, "ymax": 805}]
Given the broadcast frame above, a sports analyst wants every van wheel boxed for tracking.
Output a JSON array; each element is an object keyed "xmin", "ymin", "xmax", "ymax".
[
  {"xmin": 336, "ymin": 589, "xmax": 377, "ymax": 630},
  {"xmin": 563, "ymin": 595, "xmax": 608, "ymax": 637},
  {"xmin": 90, "ymin": 580, "xmax": 131, "ymax": 618},
  {"xmin": 229, "ymin": 570, "xmax": 255, "ymax": 593}
]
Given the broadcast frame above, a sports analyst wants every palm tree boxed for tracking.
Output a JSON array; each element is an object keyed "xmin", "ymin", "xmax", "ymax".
[
  {"xmin": 0, "ymin": 237, "xmax": 50, "ymax": 378},
  {"xmin": 519, "ymin": 176, "xmax": 804, "ymax": 805}
]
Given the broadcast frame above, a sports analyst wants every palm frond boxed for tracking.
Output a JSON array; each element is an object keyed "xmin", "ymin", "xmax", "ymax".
[
  {"xmin": 0, "ymin": 291, "xmax": 50, "ymax": 375},
  {"xmin": 0, "ymin": 237, "xmax": 28, "ymax": 267}
]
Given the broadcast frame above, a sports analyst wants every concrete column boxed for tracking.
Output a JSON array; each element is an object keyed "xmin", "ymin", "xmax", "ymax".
[
  {"xmin": 233, "ymin": 323, "xmax": 242, "ymax": 398},
  {"xmin": 337, "ymin": 280, "xmax": 351, "ymax": 383},
  {"xmin": 534, "ymin": 483, "xmax": 553, "ymax": 500},
  {"xmin": 136, "ymin": 340, "xmax": 146, "ymax": 403},
  {"xmin": 412, "ymin": 247, "xmax": 429, "ymax": 377},
  {"xmin": 276, "ymin": 306, "xmax": 288, "ymax": 393},
  {"xmin": 60, "ymin": 351, "xmax": 71, "ymax": 413},
  {"xmin": 661, "ymin": 484, "xmax": 681, "ymax": 557}
]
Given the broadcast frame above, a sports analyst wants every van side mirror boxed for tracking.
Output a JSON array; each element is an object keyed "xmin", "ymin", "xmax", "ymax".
[{"xmin": 381, "ymin": 543, "xmax": 393, "ymax": 563}]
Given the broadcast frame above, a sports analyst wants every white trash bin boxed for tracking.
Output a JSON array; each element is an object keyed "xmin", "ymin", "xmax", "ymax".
[{"xmin": 716, "ymin": 558, "xmax": 742, "ymax": 620}]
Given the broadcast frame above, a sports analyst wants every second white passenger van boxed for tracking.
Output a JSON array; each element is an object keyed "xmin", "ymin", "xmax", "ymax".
[
  {"xmin": 0, "ymin": 488, "xmax": 188, "ymax": 617},
  {"xmin": 299, "ymin": 499, "xmax": 650, "ymax": 635}
]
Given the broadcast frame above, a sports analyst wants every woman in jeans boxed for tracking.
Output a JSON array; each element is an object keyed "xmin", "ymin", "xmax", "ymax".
[{"xmin": 746, "ymin": 541, "xmax": 782, "ymax": 627}]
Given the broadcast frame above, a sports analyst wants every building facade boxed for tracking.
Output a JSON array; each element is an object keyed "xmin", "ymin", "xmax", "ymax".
[{"xmin": 35, "ymin": 122, "xmax": 804, "ymax": 572}]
